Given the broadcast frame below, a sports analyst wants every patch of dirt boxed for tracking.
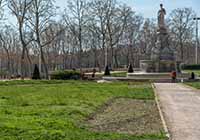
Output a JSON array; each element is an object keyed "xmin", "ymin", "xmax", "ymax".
[{"xmin": 87, "ymin": 98, "xmax": 163, "ymax": 135}]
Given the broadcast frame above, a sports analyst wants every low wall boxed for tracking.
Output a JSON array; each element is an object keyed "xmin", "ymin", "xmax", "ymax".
[{"xmin": 127, "ymin": 72, "xmax": 190, "ymax": 80}]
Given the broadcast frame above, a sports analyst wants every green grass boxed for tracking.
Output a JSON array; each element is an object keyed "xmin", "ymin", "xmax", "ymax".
[
  {"xmin": 186, "ymin": 82, "xmax": 200, "ymax": 89},
  {"xmin": 184, "ymin": 70, "xmax": 200, "ymax": 76},
  {"xmin": 95, "ymin": 71, "xmax": 127, "ymax": 77},
  {"xmin": 111, "ymin": 72, "xmax": 127, "ymax": 77},
  {"xmin": 0, "ymin": 80, "xmax": 166, "ymax": 140}
]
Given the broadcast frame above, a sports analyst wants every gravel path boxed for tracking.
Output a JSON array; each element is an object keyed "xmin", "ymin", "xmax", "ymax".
[{"xmin": 154, "ymin": 83, "xmax": 200, "ymax": 140}]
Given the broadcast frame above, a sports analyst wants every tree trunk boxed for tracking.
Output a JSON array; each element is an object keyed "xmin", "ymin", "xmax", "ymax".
[
  {"xmin": 180, "ymin": 41, "xmax": 184, "ymax": 62},
  {"xmin": 25, "ymin": 47, "xmax": 32, "ymax": 77},
  {"xmin": 21, "ymin": 47, "xmax": 25, "ymax": 80},
  {"xmin": 6, "ymin": 50, "xmax": 11, "ymax": 79},
  {"xmin": 40, "ymin": 47, "xmax": 49, "ymax": 79}
]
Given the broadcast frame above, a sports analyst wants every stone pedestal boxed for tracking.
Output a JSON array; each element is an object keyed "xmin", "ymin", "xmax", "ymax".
[
  {"xmin": 127, "ymin": 72, "xmax": 190, "ymax": 80},
  {"xmin": 140, "ymin": 24, "xmax": 177, "ymax": 73},
  {"xmin": 134, "ymin": 4, "xmax": 181, "ymax": 75},
  {"xmin": 140, "ymin": 60, "xmax": 176, "ymax": 73}
]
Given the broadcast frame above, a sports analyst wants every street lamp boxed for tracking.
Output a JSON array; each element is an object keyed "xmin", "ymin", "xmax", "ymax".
[{"xmin": 193, "ymin": 17, "xmax": 200, "ymax": 64}]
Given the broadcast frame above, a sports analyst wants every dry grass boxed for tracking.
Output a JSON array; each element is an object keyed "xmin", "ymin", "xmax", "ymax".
[{"xmin": 87, "ymin": 98, "xmax": 164, "ymax": 136}]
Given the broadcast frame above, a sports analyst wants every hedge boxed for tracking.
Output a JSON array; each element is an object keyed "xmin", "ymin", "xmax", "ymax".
[
  {"xmin": 50, "ymin": 70, "xmax": 80, "ymax": 80},
  {"xmin": 182, "ymin": 64, "xmax": 200, "ymax": 70}
]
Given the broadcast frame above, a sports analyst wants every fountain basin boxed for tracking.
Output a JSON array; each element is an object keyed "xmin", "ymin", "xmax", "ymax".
[
  {"xmin": 140, "ymin": 60, "xmax": 177, "ymax": 73},
  {"xmin": 127, "ymin": 72, "xmax": 190, "ymax": 80}
]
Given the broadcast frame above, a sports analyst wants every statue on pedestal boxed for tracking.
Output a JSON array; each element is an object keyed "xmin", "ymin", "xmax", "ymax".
[
  {"xmin": 140, "ymin": 4, "xmax": 178, "ymax": 73},
  {"xmin": 158, "ymin": 4, "xmax": 166, "ymax": 30},
  {"xmin": 151, "ymin": 4, "xmax": 174, "ymax": 61},
  {"xmin": 150, "ymin": 4, "xmax": 175, "ymax": 72}
]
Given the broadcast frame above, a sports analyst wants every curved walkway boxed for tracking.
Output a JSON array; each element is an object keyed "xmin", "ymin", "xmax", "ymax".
[{"xmin": 154, "ymin": 83, "xmax": 200, "ymax": 140}]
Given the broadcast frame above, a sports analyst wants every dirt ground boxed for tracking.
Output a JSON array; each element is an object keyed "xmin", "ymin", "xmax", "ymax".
[{"xmin": 87, "ymin": 98, "xmax": 163, "ymax": 135}]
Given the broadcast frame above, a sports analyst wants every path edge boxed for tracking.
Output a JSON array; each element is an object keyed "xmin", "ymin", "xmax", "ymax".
[
  {"xmin": 152, "ymin": 83, "xmax": 171, "ymax": 139},
  {"xmin": 180, "ymin": 83, "xmax": 198, "ymax": 90}
]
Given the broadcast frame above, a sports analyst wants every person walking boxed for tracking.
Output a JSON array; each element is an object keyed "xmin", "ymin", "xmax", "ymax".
[{"xmin": 171, "ymin": 71, "xmax": 177, "ymax": 83}]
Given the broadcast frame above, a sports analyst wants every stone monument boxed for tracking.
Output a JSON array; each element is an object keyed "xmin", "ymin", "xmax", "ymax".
[
  {"xmin": 140, "ymin": 4, "xmax": 176, "ymax": 73},
  {"xmin": 126, "ymin": 4, "xmax": 189, "ymax": 80}
]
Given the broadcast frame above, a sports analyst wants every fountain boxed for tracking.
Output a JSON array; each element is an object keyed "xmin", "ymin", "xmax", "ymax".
[{"xmin": 127, "ymin": 4, "xmax": 189, "ymax": 80}]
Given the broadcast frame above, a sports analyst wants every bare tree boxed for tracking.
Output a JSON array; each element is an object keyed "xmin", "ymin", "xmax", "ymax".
[
  {"xmin": 43, "ymin": 22, "xmax": 66, "ymax": 71},
  {"xmin": 0, "ymin": 27, "xmax": 12, "ymax": 78},
  {"xmin": 63, "ymin": 0, "xmax": 89, "ymax": 70},
  {"xmin": 0, "ymin": 26, "xmax": 20, "ymax": 78},
  {"xmin": 169, "ymin": 8, "xmax": 195, "ymax": 62},
  {"xmin": 140, "ymin": 19, "xmax": 157, "ymax": 57},
  {"xmin": 106, "ymin": 3, "xmax": 130, "ymax": 68},
  {"xmin": 28, "ymin": 0, "xmax": 56, "ymax": 79},
  {"xmin": 89, "ymin": 0, "xmax": 113, "ymax": 69},
  {"xmin": 123, "ymin": 14, "xmax": 144, "ymax": 66},
  {"xmin": 8, "ymin": 0, "xmax": 33, "ymax": 79},
  {"xmin": 1, "ymin": 0, "xmax": 197, "ymax": 77}
]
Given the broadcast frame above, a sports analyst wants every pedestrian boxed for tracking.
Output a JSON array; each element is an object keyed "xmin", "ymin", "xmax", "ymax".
[
  {"xmin": 171, "ymin": 71, "xmax": 177, "ymax": 83},
  {"xmin": 92, "ymin": 69, "xmax": 96, "ymax": 78},
  {"xmin": 191, "ymin": 72, "xmax": 195, "ymax": 80}
]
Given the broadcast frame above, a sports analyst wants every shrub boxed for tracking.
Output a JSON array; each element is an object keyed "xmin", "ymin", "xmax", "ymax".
[
  {"xmin": 128, "ymin": 64, "xmax": 134, "ymax": 73},
  {"xmin": 104, "ymin": 65, "xmax": 110, "ymax": 76},
  {"xmin": 32, "ymin": 64, "xmax": 41, "ymax": 80},
  {"xmin": 182, "ymin": 64, "xmax": 200, "ymax": 70},
  {"xmin": 51, "ymin": 70, "xmax": 80, "ymax": 80},
  {"xmin": 0, "ymin": 70, "xmax": 7, "ymax": 76}
]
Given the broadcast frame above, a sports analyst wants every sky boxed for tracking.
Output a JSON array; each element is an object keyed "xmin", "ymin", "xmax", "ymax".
[
  {"xmin": 131, "ymin": 0, "xmax": 199, "ymax": 18},
  {"xmin": 55, "ymin": 0, "xmax": 200, "ymax": 18},
  {"xmin": 6, "ymin": 0, "xmax": 200, "ymax": 24}
]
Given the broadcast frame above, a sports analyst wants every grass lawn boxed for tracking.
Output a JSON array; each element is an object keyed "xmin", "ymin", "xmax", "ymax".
[
  {"xmin": 186, "ymin": 82, "xmax": 200, "ymax": 89},
  {"xmin": 94, "ymin": 71, "xmax": 127, "ymax": 77},
  {"xmin": 111, "ymin": 72, "xmax": 127, "ymax": 77},
  {"xmin": 184, "ymin": 70, "xmax": 200, "ymax": 76},
  {"xmin": 0, "ymin": 80, "xmax": 166, "ymax": 140}
]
